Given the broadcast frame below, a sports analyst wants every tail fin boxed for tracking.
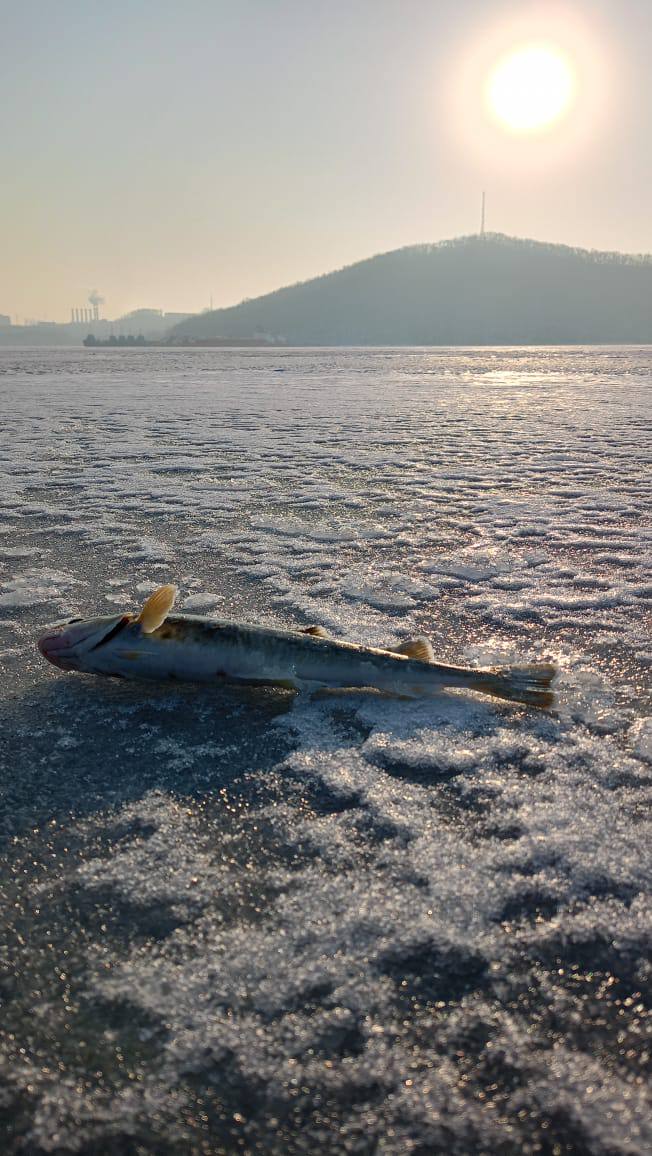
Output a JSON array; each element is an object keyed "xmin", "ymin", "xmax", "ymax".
[{"xmin": 470, "ymin": 663, "xmax": 557, "ymax": 710}]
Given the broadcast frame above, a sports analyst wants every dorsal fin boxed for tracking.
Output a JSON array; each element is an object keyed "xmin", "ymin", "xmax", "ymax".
[
  {"xmin": 136, "ymin": 584, "xmax": 177, "ymax": 633},
  {"xmin": 299, "ymin": 625, "xmax": 329, "ymax": 638},
  {"xmin": 392, "ymin": 637, "xmax": 435, "ymax": 663}
]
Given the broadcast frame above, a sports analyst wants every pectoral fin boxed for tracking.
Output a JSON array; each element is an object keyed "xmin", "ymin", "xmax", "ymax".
[
  {"xmin": 299, "ymin": 625, "xmax": 329, "ymax": 638},
  {"xmin": 137, "ymin": 584, "xmax": 178, "ymax": 633},
  {"xmin": 392, "ymin": 637, "xmax": 435, "ymax": 662}
]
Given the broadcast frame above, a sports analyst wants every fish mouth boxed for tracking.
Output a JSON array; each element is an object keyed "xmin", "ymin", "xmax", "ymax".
[
  {"xmin": 37, "ymin": 615, "xmax": 131, "ymax": 670},
  {"xmin": 37, "ymin": 632, "xmax": 79, "ymax": 671}
]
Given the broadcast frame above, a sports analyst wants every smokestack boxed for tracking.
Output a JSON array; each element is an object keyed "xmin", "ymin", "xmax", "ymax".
[{"xmin": 88, "ymin": 290, "xmax": 104, "ymax": 322}]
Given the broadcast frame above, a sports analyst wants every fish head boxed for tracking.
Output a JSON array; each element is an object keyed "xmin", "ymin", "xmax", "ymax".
[
  {"xmin": 37, "ymin": 586, "xmax": 178, "ymax": 675},
  {"xmin": 37, "ymin": 614, "xmax": 135, "ymax": 671}
]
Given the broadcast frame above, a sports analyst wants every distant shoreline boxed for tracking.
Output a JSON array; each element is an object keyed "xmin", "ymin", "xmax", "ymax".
[
  {"xmin": 1, "ymin": 340, "xmax": 651, "ymax": 351},
  {"xmin": 83, "ymin": 335, "xmax": 285, "ymax": 349}
]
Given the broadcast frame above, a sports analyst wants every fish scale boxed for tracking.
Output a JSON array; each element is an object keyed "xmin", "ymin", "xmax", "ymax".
[{"xmin": 38, "ymin": 585, "xmax": 557, "ymax": 708}]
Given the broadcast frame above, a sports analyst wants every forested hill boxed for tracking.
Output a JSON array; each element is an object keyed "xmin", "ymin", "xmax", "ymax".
[{"xmin": 171, "ymin": 234, "xmax": 652, "ymax": 345}]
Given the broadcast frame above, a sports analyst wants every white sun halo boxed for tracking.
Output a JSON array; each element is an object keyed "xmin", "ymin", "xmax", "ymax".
[{"xmin": 486, "ymin": 44, "xmax": 575, "ymax": 133}]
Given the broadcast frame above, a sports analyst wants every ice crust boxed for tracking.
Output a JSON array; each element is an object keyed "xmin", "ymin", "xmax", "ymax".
[{"xmin": 0, "ymin": 346, "xmax": 651, "ymax": 1155}]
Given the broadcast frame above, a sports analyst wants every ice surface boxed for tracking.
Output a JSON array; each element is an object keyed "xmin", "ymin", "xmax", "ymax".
[
  {"xmin": 0, "ymin": 346, "xmax": 650, "ymax": 1155},
  {"xmin": 180, "ymin": 592, "xmax": 225, "ymax": 612}
]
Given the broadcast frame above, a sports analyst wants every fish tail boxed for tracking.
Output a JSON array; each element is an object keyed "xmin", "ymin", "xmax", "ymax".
[{"xmin": 468, "ymin": 663, "xmax": 557, "ymax": 709}]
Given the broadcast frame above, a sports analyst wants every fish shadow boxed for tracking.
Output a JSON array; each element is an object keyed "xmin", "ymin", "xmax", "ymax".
[{"xmin": 1, "ymin": 673, "xmax": 294, "ymax": 843}]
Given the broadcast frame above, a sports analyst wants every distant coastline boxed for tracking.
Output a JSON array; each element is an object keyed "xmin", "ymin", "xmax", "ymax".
[
  {"xmin": 4, "ymin": 233, "xmax": 652, "ymax": 347},
  {"xmin": 82, "ymin": 334, "xmax": 285, "ymax": 348}
]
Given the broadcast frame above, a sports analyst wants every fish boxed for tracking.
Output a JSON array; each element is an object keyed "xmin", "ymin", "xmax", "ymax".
[{"xmin": 37, "ymin": 584, "xmax": 556, "ymax": 708}]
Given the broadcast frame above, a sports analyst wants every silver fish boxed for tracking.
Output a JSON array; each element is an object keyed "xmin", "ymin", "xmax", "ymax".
[{"xmin": 37, "ymin": 585, "xmax": 556, "ymax": 708}]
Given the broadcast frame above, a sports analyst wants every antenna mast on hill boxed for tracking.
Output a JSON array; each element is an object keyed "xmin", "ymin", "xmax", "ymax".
[{"xmin": 480, "ymin": 191, "xmax": 486, "ymax": 237}]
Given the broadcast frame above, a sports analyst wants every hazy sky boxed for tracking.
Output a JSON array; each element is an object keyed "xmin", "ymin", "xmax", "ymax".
[{"xmin": 2, "ymin": 0, "xmax": 650, "ymax": 321}]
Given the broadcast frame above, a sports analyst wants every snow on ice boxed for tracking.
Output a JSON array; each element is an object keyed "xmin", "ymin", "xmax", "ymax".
[{"xmin": 0, "ymin": 346, "xmax": 650, "ymax": 1155}]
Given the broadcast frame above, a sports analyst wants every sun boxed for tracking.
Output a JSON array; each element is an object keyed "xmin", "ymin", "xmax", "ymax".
[{"xmin": 486, "ymin": 44, "xmax": 575, "ymax": 134}]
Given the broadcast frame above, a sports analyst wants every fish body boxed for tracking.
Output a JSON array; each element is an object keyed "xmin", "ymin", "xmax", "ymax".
[{"xmin": 38, "ymin": 585, "xmax": 556, "ymax": 708}]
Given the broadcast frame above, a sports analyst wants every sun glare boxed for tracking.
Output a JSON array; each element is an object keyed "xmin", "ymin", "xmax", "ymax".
[{"xmin": 486, "ymin": 44, "xmax": 575, "ymax": 134}]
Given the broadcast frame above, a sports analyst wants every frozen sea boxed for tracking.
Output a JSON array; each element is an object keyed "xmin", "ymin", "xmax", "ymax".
[{"xmin": 0, "ymin": 345, "xmax": 651, "ymax": 1155}]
